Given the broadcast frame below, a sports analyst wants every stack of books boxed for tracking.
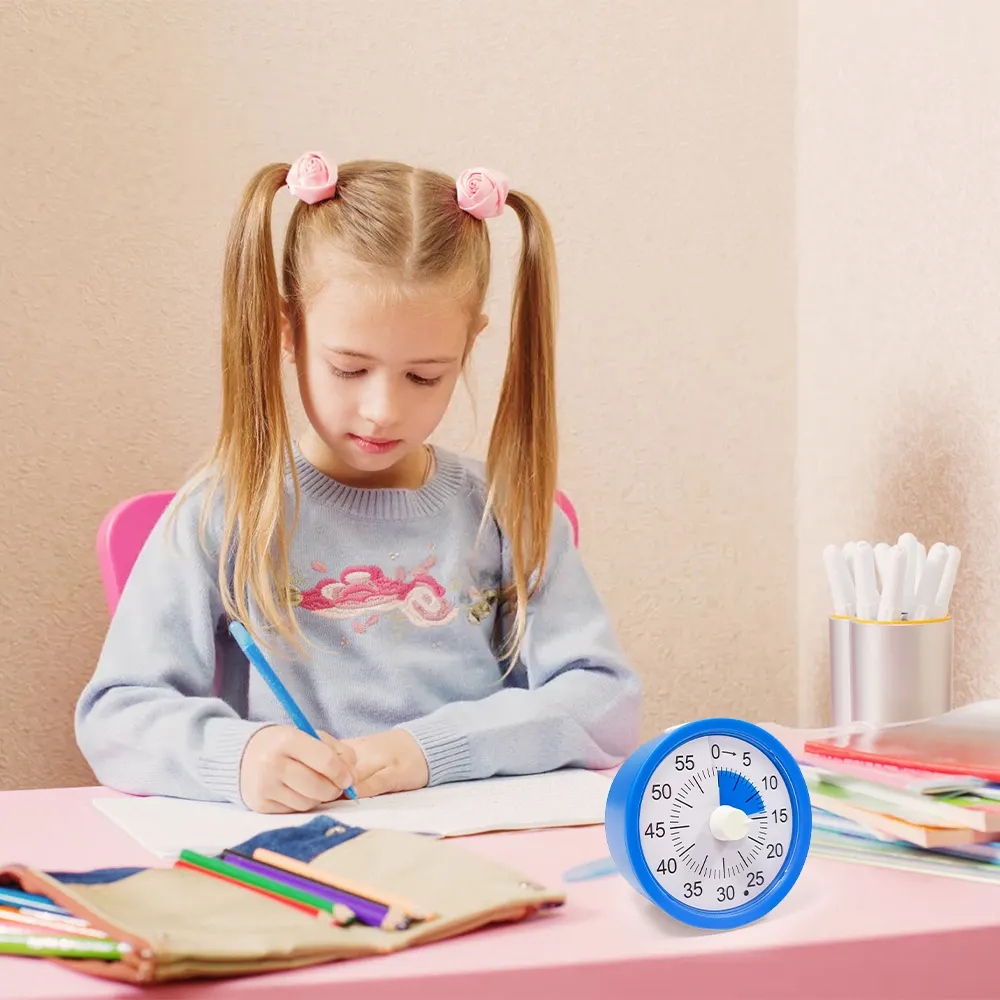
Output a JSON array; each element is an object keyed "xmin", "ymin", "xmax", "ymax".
[{"xmin": 798, "ymin": 699, "xmax": 1000, "ymax": 883}]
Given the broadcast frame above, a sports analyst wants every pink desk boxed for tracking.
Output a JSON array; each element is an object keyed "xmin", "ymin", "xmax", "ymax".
[{"xmin": 2, "ymin": 786, "xmax": 999, "ymax": 1000}]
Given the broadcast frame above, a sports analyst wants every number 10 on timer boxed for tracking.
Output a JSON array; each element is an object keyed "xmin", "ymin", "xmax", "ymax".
[{"xmin": 604, "ymin": 718, "xmax": 811, "ymax": 929}]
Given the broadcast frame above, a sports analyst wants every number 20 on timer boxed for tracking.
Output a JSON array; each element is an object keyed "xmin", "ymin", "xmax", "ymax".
[{"xmin": 605, "ymin": 718, "xmax": 811, "ymax": 929}]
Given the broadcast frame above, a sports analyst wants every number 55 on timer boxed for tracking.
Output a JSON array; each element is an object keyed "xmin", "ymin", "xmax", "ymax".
[{"xmin": 604, "ymin": 718, "xmax": 811, "ymax": 929}]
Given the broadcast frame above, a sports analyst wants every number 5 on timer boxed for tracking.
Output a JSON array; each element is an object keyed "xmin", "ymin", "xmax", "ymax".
[{"xmin": 604, "ymin": 718, "xmax": 811, "ymax": 929}]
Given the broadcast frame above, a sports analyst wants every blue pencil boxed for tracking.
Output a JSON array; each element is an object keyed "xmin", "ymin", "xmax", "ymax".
[
  {"xmin": 228, "ymin": 621, "xmax": 357, "ymax": 800},
  {"xmin": 0, "ymin": 887, "xmax": 72, "ymax": 917}
]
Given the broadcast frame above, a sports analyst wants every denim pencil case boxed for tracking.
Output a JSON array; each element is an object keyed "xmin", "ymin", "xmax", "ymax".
[{"xmin": 0, "ymin": 817, "xmax": 564, "ymax": 984}]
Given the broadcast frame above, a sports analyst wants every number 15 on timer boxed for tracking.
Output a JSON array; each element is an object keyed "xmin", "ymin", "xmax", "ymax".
[{"xmin": 605, "ymin": 718, "xmax": 811, "ymax": 929}]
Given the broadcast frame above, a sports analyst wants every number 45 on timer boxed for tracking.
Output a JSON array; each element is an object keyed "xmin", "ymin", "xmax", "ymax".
[{"xmin": 602, "ymin": 718, "xmax": 811, "ymax": 929}]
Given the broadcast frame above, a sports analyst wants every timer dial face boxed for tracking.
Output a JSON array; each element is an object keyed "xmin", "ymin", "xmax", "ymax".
[{"xmin": 637, "ymin": 733, "xmax": 794, "ymax": 910}]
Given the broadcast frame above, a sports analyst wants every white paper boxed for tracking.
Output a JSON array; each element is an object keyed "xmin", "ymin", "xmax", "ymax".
[{"xmin": 93, "ymin": 768, "xmax": 613, "ymax": 859}]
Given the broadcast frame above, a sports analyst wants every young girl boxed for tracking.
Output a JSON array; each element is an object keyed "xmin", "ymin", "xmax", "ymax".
[{"xmin": 75, "ymin": 152, "xmax": 642, "ymax": 814}]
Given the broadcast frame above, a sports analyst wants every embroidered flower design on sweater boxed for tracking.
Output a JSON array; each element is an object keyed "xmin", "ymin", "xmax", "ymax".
[{"xmin": 292, "ymin": 559, "xmax": 458, "ymax": 630}]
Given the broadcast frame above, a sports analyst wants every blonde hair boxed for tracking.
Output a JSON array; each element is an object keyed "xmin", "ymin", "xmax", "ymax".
[{"xmin": 196, "ymin": 158, "xmax": 558, "ymax": 666}]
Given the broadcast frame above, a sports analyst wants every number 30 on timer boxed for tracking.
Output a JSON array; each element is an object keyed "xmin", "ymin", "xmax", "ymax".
[{"xmin": 604, "ymin": 718, "xmax": 811, "ymax": 929}]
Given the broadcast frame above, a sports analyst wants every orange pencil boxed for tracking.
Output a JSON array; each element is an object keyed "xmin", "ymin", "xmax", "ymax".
[{"xmin": 251, "ymin": 848, "xmax": 435, "ymax": 920}]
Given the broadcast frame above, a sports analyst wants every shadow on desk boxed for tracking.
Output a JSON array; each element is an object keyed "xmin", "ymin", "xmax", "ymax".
[{"xmin": 615, "ymin": 864, "xmax": 823, "ymax": 939}]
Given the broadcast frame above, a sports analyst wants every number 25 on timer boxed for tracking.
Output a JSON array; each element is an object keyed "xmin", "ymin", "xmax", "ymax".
[{"xmin": 604, "ymin": 718, "xmax": 811, "ymax": 929}]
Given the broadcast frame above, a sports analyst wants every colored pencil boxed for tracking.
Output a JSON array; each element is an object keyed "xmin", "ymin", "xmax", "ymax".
[
  {"xmin": 0, "ymin": 920, "xmax": 104, "ymax": 940},
  {"xmin": 251, "ymin": 847, "xmax": 435, "ymax": 920},
  {"xmin": 228, "ymin": 621, "xmax": 357, "ymax": 799},
  {"xmin": 0, "ymin": 933, "xmax": 129, "ymax": 960},
  {"xmin": 0, "ymin": 907, "xmax": 109, "ymax": 939},
  {"xmin": 0, "ymin": 887, "xmax": 73, "ymax": 917},
  {"xmin": 6, "ymin": 904, "xmax": 94, "ymax": 929},
  {"xmin": 174, "ymin": 860, "xmax": 329, "ymax": 920},
  {"xmin": 222, "ymin": 851, "xmax": 407, "ymax": 930},
  {"xmin": 176, "ymin": 851, "xmax": 354, "ymax": 925}
]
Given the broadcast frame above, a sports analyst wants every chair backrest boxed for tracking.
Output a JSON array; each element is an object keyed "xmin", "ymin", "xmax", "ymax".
[
  {"xmin": 97, "ymin": 488, "xmax": 579, "ymax": 615},
  {"xmin": 96, "ymin": 491, "xmax": 175, "ymax": 616},
  {"xmin": 555, "ymin": 490, "xmax": 580, "ymax": 548}
]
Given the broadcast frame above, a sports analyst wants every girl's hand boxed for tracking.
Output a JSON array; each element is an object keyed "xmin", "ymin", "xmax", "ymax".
[
  {"xmin": 343, "ymin": 730, "xmax": 430, "ymax": 798},
  {"xmin": 240, "ymin": 725, "xmax": 358, "ymax": 813}
]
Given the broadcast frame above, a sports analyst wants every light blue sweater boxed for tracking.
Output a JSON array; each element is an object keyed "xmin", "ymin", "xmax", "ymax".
[{"xmin": 75, "ymin": 446, "xmax": 642, "ymax": 806}]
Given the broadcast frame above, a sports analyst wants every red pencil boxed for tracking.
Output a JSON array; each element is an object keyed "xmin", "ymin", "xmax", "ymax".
[{"xmin": 173, "ymin": 860, "xmax": 346, "ymax": 924}]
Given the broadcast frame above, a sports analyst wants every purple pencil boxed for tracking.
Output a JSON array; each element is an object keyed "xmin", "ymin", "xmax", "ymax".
[{"xmin": 221, "ymin": 852, "xmax": 408, "ymax": 930}]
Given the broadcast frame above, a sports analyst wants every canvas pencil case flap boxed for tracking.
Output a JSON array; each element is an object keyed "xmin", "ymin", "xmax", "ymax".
[{"xmin": 0, "ymin": 817, "xmax": 565, "ymax": 984}]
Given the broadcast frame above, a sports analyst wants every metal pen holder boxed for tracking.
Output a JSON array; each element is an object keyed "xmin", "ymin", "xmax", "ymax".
[{"xmin": 829, "ymin": 615, "xmax": 953, "ymax": 727}]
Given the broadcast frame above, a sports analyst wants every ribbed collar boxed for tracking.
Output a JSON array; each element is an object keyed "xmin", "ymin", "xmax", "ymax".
[{"xmin": 290, "ymin": 444, "xmax": 465, "ymax": 519}]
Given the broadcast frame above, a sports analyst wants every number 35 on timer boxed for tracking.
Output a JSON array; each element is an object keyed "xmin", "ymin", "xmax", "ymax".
[{"xmin": 605, "ymin": 718, "xmax": 811, "ymax": 929}]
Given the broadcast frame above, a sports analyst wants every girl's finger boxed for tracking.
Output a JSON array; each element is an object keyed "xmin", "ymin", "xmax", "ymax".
[
  {"xmin": 280, "ymin": 757, "xmax": 345, "ymax": 806},
  {"xmin": 286, "ymin": 732, "xmax": 356, "ymax": 791},
  {"xmin": 273, "ymin": 780, "xmax": 324, "ymax": 813},
  {"xmin": 318, "ymin": 732, "xmax": 358, "ymax": 770},
  {"xmin": 255, "ymin": 797, "xmax": 296, "ymax": 814}
]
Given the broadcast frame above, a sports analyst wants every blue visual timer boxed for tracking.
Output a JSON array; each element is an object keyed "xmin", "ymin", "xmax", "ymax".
[{"xmin": 604, "ymin": 718, "xmax": 812, "ymax": 929}]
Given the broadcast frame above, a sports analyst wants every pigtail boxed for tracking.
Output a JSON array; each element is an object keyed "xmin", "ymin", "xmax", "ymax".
[
  {"xmin": 486, "ymin": 190, "xmax": 559, "ymax": 666},
  {"xmin": 208, "ymin": 163, "xmax": 301, "ymax": 652}
]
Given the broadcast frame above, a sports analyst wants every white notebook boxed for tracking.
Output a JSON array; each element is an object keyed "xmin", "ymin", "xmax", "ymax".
[{"xmin": 93, "ymin": 768, "xmax": 613, "ymax": 859}]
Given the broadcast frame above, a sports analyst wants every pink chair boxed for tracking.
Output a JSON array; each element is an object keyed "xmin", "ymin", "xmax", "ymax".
[
  {"xmin": 555, "ymin": 490, "xmax": 579, "ymax": 548},
  {"xmin": 96, "ymin": 491, "xmax": 175, "ymax": 616},
  {"xmin": 97, "ymin": 489, "xmax": 580, "ymax": 615}
]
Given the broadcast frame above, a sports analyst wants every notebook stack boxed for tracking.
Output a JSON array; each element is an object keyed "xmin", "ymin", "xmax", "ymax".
[{"xmin": 799, "ymin": 700, "xmax": 1000, "ymax": 883}]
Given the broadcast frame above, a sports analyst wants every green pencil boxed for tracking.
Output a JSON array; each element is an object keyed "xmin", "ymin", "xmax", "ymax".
[
  {"xmin": 177, "ymin": 850, "xmax": 354, "ymax": 924},
  {"xmin": 0, "ymin": 932, "xmax": 129, "ymax": 960}
]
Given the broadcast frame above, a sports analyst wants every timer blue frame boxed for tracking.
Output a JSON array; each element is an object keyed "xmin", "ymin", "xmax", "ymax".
[{"xmin": 604, "ymin": 717, "xmax": 812, "ymax": 929}]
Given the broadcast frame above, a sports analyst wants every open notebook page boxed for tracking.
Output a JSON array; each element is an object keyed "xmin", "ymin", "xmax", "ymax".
[{"xmin": 93, "ymin": 767, "xmax": 613, "ymax": 859}]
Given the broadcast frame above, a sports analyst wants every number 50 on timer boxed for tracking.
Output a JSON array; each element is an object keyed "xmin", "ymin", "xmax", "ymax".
[{"xmin": 604, "ymin": 718, "xmax": 811, "ymax": 929}]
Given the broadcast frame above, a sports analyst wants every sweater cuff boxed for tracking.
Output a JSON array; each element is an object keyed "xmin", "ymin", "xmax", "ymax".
[
  {"xmin": 197, "ymin": 718, "xmax": 275, "ymax": 806},
  {"xmin": 396, "ymin": 716, "xmax": 472, "ymax": 786}
]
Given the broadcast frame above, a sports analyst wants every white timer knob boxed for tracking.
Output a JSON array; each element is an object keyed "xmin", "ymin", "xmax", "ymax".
[{"xmin": 709, "ymin": 804, "xmax": 750, "ymax": 842}]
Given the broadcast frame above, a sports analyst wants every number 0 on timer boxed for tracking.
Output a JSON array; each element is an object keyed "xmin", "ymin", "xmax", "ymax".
[{"xmin": 605, "ymin": 718, "xmax": 811, "ymax": 929}]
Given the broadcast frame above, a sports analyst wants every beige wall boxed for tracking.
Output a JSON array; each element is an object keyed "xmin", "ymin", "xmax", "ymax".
[
  {"xmin": 796, "ymin": 0, "xmax": 1000, "ymax": 723},
  {"xmin": 0, "ymin": 0, "xmax": 798, "ymax": 791}
]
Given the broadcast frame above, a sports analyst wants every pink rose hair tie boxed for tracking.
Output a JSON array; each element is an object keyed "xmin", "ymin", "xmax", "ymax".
[
  {"xmin": 456, "ymin": 167, "xmax": 509, "ymax": 219},
  {"xmin": 286, "ymin": 151, "xmax": 337, "ymax": 204}
]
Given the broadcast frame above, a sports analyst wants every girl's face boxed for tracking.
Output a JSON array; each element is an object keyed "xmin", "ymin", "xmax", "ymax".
[{"xmin": 284, "ymin": 278, "xmax": 482, "ymax": 488}]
